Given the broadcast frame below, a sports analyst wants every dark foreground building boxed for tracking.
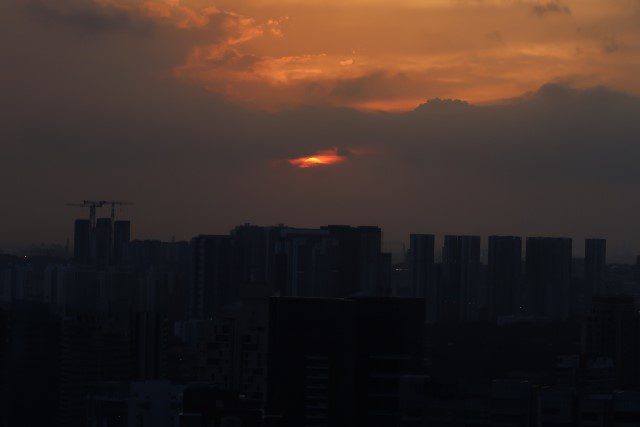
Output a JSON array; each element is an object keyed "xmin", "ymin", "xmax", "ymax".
[{"xmin": 266, "ymin": 297, "xmax": 424, "ymax": 427}]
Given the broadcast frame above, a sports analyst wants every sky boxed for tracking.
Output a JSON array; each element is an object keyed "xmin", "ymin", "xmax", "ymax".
[{"xmin": 2, "ymin": 0, "xmax": 640, "ymax": 260}]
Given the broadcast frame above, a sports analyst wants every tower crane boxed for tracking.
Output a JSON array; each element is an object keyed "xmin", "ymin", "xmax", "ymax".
[{"xmin": 66, "ymin": 200, "xmax": 133, "ymax": 227}]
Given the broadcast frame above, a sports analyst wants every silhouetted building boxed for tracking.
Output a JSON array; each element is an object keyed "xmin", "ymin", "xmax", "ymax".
[
  {"xmin": 231, "ymin": 224, "xmax": 269, "ymax": 285},
  {"xmin": 408, "ymin": 234, "xmax": 435, "ymax": 300},
  {"xmin": 58, "ymin": 314, "xmax": 132, "ymax": 427},
  {"xmin": 2, "ymin": 302, "xmax": 60, "ymax": 427},
  {"xmin": 379, "ymin": 252, "xmax": 393, "ymax": 296},
  {"xmin": 189, "ymin": 235, "xmax": 233, "ymax": 319},
  {"xmin": 95, "ymin": 218, "xmax": 113, "ymax": 267},
  {"xmin": 321, "ymin": 225, "xmax": 384, "ymax": 297},
  {"xmin": 113, "ymin": 220, "xmax": 131, "ymax": 265},
  {"xmin": 441, "ymin": 235, "xmax": 481, "ymax": 322},
  {"xmin": 74, "ymin": 219, "xmax": 93, "ymax": 264},
  {"xmin": 87, "ymin": 381, "xmax": 183, "ymax": 427},
  {"xmin": 266, "ymin": 297, "xmax": 424, "ymax": 427},
  {"xmin": 180, "ymin": 385, "xmax": 262, "ymax": 427},
  {"xmin": 133, "ymin": 311, "xmax": 168, "ymax": 380},
  {"xmin": 357, "ymin": 226, "xmax": 383, "ymax": 295},
  {"xmin": 490, "ymin": 380, "xmax": 539, "ymax": 427},
  {"xmin": 488, "ymin": 236, "xmax": 522, "ymax": 317},
  {"xmin": 271, "ymin": 227, "xmax": 338, "ymax": 297},
  {"xmin": 585, "ymin": 239, "xmax": 606, "ymax": 296},
  {"xmin": 268, "ymin": 225, "xmax": 386, "ymax": 298},
  {"xmin": 266, "ymin": 297, "xmax": 355, "ymax": 427},
  {"xmin": 525, "ymin": 237, "xmax": 572, "ymax": 320},
  {"xmin": 586, "ymin": 296, "xmax": 640, "ymax": 389}
]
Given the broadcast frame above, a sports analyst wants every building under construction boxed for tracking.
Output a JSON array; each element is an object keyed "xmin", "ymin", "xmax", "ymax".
[{"xmin": 68, "ymin": 200, "xmax": 132, "ymax": 266}]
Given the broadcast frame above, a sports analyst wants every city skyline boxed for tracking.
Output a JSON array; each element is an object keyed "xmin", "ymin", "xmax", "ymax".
[
  {"xmin": 1, "ymin": 214, "xmax": 634, "ymax": 263},
  {"xmin": 5, "ymin": 2, "xmax": 640, "ymax": 426}
]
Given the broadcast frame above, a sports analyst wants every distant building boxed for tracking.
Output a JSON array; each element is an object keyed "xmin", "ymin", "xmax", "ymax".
[
  {"xmin": 441, "ymin": 235, "xmax": 481, "ymax": 322},
  {"xmin": 267, "ymin": 225, "xmax": 387, "ymax": 298},
  {"xmin": 488, "ymin": 236, "xmax": 522, "ymax": 317},
  {"xmin": 74, "ymin": 219, "xmax": 93, "ymax": 264},
  {"xmin": 525, "ymin": 237, "xmax": 572, "ymax": 320},
  {"xmin": 231, "ymin": 224, "xmax": 269, "ymax": 285},
  {"xmin": 113, "ymin": 220, "xmax": 131, "ymax": 265},
  {"xmin": 408, "ymin": 234, "xmax": 435, "ymax": 298},
  {"xmin": 357, "ymin": 226, "xmax": 383, "ymax": 295},
  {"xmin": 585, "ymin": 239, "xmax": 606, "ymax": 296},
  {"xmin": 95, "ymin": 218, "xmax": 113, "ymax": 267},
  {"xmin": 189, "ymin": 235, "xmax": 232, "ymax": 320}
]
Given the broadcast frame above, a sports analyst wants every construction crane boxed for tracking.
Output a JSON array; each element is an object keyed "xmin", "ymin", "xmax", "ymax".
[{"xmin": 66, "ymin": 200, "xmax": 133, "ymax": 227}]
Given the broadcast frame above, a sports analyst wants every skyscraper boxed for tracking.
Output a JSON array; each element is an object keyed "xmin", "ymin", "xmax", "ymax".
[
  {"xmin": 94, "ymin": 218, "xmax": 113, "ymax": 267},
  {"xmin": 488, "ymin": 236, "xmax": 522, "ymax": 317},
  {"xmin": 73, "ymin": 219, "xmax": 93, "ymax": 265},
  {"xmin": 231, "ymin": 224, "xmax": 269, "ymax": 285},
  {"xmin": 583, "ymin": 238, "xmax": 607, "ymax": 317},
  {"xmin": 321, "ymin": 225, "xmax": 385, "ymax": 297},
  {"xmin": 357, "ymin": 226, "xmax": 383, "ymax": 295},
  {"xmin": 525, "ymin": 237, "xmax": 572, "ymax": 320},
  {"xmin": 409, "ymin": 234, "xmax": 436, "ymax": 321},
  {"xmin": 409, "ymin": 234, "xmax": 435, "ymax": 298},
  {"xmin": 441, "ymin": 235, "xmax": 481, "ymax": 322}
]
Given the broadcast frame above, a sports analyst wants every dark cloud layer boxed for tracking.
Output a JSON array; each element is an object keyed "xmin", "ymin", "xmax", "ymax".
[
  {"xmin": 2, "ymin": 1, "xmax": 640, "ymax": 260},
  {"xmin": 26, "ymin": 0, "xmax": 141, "ymax": 33}
]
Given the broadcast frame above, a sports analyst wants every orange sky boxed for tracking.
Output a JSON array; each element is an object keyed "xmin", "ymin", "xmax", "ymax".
[{"xmin": 65, "ymin": 0, "xmax": 640, "ymax": 110}]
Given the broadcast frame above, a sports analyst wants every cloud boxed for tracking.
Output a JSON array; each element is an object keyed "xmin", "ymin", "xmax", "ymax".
[
  {"xmin": 601, "ymin": 35, "xmax": 620, "ymax": 54},
  {"xmin": 26, "ymin": 0, "xmax": 142, "ymax": 33},
  {"xmin": 531, "ymin": 1, "xmax": 571, "ymax": 17}
]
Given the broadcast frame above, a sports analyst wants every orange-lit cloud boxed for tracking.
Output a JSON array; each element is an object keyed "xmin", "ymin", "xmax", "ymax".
[
  {"xmin": 97, "ymin": 0, "xmax": 221, "ymax": 28},
  {"xmin": 93, "ymin": 0, "xmax": 640, "ymax": 111}
]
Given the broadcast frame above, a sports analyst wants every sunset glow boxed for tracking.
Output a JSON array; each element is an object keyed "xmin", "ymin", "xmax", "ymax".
[{"xmin": 287, "ymin": 148, "xmax": 347, "ymax": 169}]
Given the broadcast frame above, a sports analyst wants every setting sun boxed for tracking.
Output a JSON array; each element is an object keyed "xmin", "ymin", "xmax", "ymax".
[{"xmin": 287, "ymin": 148, "xmax": 346, "ymax": 168}]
